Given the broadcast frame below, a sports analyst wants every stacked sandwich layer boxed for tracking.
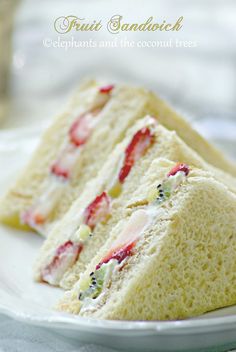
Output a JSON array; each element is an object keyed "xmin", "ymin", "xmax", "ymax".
[{"xmin": 0, "ymin": 80, "xmax": 236, "ymax": 321}]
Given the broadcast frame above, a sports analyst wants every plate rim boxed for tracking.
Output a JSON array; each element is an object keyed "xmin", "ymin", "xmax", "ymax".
[{"xmin": 1, "ymin": 299, "xmax": 236, "ymax": 335}]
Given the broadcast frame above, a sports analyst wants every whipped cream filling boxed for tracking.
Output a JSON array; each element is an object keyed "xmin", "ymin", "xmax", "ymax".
[
  {"xmin": 108, "ymin": 117, "xmax": 157, "ymax": 198},
  {"xmin": 80, "ymin": 259, "xmax": 122, "ymax": 314},
  {"xmin": 42, "ymin": 241, "xmax": 82, "ymax": 286},
  {"xmin": 112, "ymin": 208, "xmax": 152, "ymax": 249},
  {"xmin": 21, "ymin": 176, "xmax": 66, "ymax": 233},
  {"xmin": 55, "ymin": 145, "xmax": 82, "ymax": 175},
  {"xmin": 163, "ymin": 171, "xmax": 187, "ymax": 193},
  {"xmin": 91, "ymin": 91, "xmax": 111, "ymax": 110},
  {"xmin": 70, "ymin": 87, "xmax": 112, "ymax": 121},
  {"xmin": 148, "ymin": 170, "xmax": 187, "ymax": 204},
  {"xmin": 40, "ymin": 224, "xmax": 91, "ymax": 286},
  {"xmin": 40, "ymin": 191, "xmax": 111, "ymax": 285}
]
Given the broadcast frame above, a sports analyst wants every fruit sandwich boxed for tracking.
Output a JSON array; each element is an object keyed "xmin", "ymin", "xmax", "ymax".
[
  {"xmin": 57, "ymin": 158, "xmax": 236, "ymax": 320},
  {"xmin": 33, "ymin": 116, "xmax": 236, "ymax": 291},
  {"xmin": 0, "ymin": 80, "xmax": 157, "ymax": 235},
  {"xmin": 1, "ymin": 80, "xmax": 236, "ymax": 237}
]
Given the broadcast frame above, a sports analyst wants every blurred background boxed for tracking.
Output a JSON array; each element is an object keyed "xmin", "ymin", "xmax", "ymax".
[{"xmin": 0, "ymin": 0, "xmax": 235, "ymax": 159}]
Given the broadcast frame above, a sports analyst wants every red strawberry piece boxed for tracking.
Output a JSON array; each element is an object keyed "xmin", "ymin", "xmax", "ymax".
[
  {"xmin": 119, "ymin": 127, "xmax": 154, "ymax": 183},
  {"xmin": 99, "ymin": 84, "xmax": 114, "ymax": 94},
  {"xmin": 69, "ymin": 112, "xmax": 94, "ymax": 147},
  {"xmin": 167, "ymin": 163, "xmax": 190, "ymax": 177},
  {"xmin": 96, "ymin": 241, "xmax": 135, "ymax": 270},
  {"xmin": 83, "ymin": 192, "xmax": 110, "ymax": 230},
  {"xmin": 41, "ymin": 240, "xmax": 83, "ymax": 285},
  {"xmin": 51, "ymin": 110, "xmax": 101, "ymax": 179},
  {"xmin": 50, "ymin": 144, "xmax": 78, "ymax": 179},
  {"xmin": 51, "ymin": 161, "xmax": 70, "ymax": 179}
]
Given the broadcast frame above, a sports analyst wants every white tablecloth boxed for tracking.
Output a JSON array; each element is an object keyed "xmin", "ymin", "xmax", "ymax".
[
  {"xmin": 0, "ymin": 314, "xmax": 236, "ymax": 352},
  {"xmin": 0, "ymin": 315, "xmax": 118, "ymax": 352}
]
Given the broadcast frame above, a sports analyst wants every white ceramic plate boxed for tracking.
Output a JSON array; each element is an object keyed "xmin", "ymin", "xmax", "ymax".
[{"xmin": 0, "ymin": 127, "xmax": 236, "ymax": 352}]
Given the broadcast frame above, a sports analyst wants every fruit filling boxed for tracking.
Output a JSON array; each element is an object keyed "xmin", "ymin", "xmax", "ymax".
[
  {"xmin": 83, "ymin": 192, "xmax": 111, "ymax": 230},
  {"xmin": 41, "ymin": 240, "xmax": 83, "ymax": 286},
  {"xmin": 69, "ymin": 108, "xmax": 101, "ymax": 147},
  {"xmin": 167, "ymin": 163, "xmax": 190, "ymax": 177},
  {"xmin": 21, "ymin": 179, "xmax": 65, "ymax": 231},
  {"xmin": 51, "ymin": 108, "xmax": 102, "ymax": 180},
  {"xmin": 78, "ymin": 209, "xmax": 152, "ymax": 305},
  {"xmin": 78, "ymin": 163, "xmax": 190, "ymax": 309},
  {"xmin": 99, "ymin": 84, "xmax": 114, "ymax": 94},
  {"xmin": 78, "ymin": 243, "xmax": 135, "ymax": 303},
  {"xmin": 40, "ymin": 192, "xmax": 111, "ymax": 285},
  {"xmin": 147, "ymin": 163, "xmax": 190, "ymax": 204},
  {"xmin": 50, "ymin": 144, "xmax": 82, "ymax": 179},
  {"xmin": 119, "ymin": 127, "xmax": 155, "ymax": 183},
  {"xmin": 108, "ymin": 121, "xmax": 156, "ymax": 198},
  {"xmin": 21, "ymin": 86, "xmax": 113, "ymax": 230},
  {"xmin": 95, "ymin": 242, "xmax": 135, "ymax": 271}
]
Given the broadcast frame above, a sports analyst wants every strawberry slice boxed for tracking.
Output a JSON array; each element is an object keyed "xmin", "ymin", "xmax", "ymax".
[
  {"xmin": 50, "ymin": 144, "xmax": 79, "ymax": 179},
  {"xmin": 41, "ymin": 240, "xmax": 83, "ymax": 285},
  {"xmin": 69, "ymin": 111, "xmax": 95, "ymax": 147},
  {"xmin": 167, "ymin": 163, "xmax": 190, "ymax": 177},
  {"xmin": 69, "ymin": 108, "xmax": 101, "ymax": 147},
  {"xmin": 119, "ymin": 127, "xmax": 154, "ymax": 183},
  {"xmin": 51, "ymin": 160, "xmax": 70, "ymax": 179},
  {"xmin": 83, "ymin": 192, "xmax": 111, "ymax": 230},
  {"xmin": 96, "ymin": 241, "xmax": 135, "ymax": 270},
  {"xmin": 99, "ymin": 84, "xmax": 114, "ymax": 94},
  {"xmin": 51, "ymin": 109, "xmax": 101, "ymax": 178}
]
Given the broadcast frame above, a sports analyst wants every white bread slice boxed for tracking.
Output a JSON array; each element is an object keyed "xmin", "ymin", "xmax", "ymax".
[
  {"xmin": 33, "ymin": 117, "xmax": 236, "ymax": 290},
  {"xmin": 0, "ymin": 81, "xmax": 154, "ymax": 234},
  {"xmin": 57, "ymin": 159, "xmax": 236, "ymax": 320}
]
